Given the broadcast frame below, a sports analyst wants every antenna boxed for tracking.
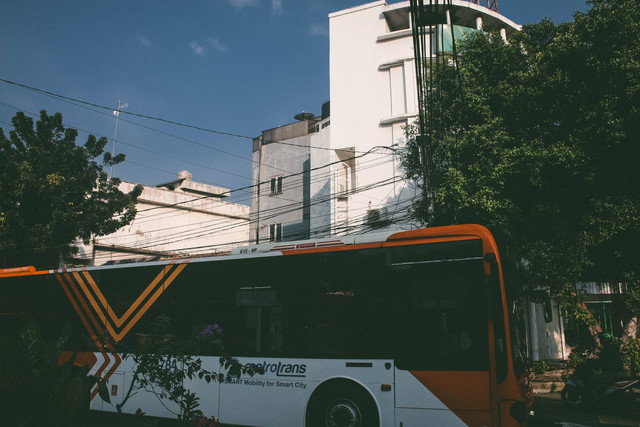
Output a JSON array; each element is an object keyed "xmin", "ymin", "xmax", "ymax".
[
  {"xmin": 109, "ymin": 100, "xmax": 128, "ymax": 178},
  {"xmin": 469, "ymin": 0, "xmax": 498, "ymax": 12}
]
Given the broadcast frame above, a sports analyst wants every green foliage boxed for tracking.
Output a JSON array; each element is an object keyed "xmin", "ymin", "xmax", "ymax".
[
  {"xmin": 0, "ymin": 320, "xmax": 96, "ymax": 426},
  {"xmin": 110, "ymin": 316, "xmax": 261, "ymax": 424},
  {"xmin": 532, "ymin": 360, "xmax": 550, "ymax": 375},
  {"xmin": 623, "ymin": 338, "xmax": 640, "ymax": 377},
  {"xmin": 402, "ymin": 0, "xmax": 640, "ymax": 322},
  {"xmin": 0, "ymin": 110, "xmax": 142, "ymax": 269}
]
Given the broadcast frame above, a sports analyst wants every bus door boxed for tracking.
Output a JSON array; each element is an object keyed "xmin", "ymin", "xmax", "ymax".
[{"xmin": 388, "ymin": 240, "xmax": 492, "ymax": 426}]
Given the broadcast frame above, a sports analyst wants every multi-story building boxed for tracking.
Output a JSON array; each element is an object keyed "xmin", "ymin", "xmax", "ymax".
[
  {"xmin": 250, "ymin": 1, "xmax": 580, "ymax": 361},
  {"xmin": 251, "ymin": 0, "xmax": 520, "ymax": 240},
  {"xmin": 328, "ymin": 0, "xmax": 519, "ymax": 233},
  {"xmin": 75, "ymin": 171, "xmax": 250, "ymax": 265},
  {"xmin": 250, "ymin": 107, "xmax": 331, "ymax": 243}
]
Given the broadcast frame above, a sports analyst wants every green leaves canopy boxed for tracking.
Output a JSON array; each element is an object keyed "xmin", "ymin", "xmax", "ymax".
[
  {"xmin": 0, "ymin": 110, "xmax": 142, "ymax": 269},
  {"xmin": 402, "ymin": 0, "xmax": 640, "ymax": 315}
]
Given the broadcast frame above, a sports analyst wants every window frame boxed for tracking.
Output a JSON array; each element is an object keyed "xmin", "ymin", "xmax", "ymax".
[
  {"xmin": 270, "ymin": 176, "xmax": 283, "ymax": 196},
  {"xmin": 269, "ymin": 223, "xmax": 283, "ymax": 242}
]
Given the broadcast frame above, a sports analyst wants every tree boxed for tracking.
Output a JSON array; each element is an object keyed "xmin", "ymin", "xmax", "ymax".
[
  {"xmin": 104, "ymin": 316, "xmax": 260, "ymax": 425},
  {"xmin": 0, "ymin": 320, "xmax": 97, "ymax": 427},
  {"xmin": 402, "ymin": 0, "xmax": 640, "ymax": 334},
  {"xmin": 0, "ymin": 110, "xmax": 142, "ymax": 269}
]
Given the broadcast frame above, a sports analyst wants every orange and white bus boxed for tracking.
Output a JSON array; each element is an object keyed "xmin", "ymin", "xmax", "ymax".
[{"xmin": 0, "ymin": 224, "xmax": 532, "ymax": 426}]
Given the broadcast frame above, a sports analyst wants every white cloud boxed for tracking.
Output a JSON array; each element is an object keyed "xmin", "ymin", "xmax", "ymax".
[
  {"xmin": 190, "ymin": 41, "xmax": 205, "ymax": 55},
  {"xmin": 207, "ymin": 37, "xmax": 228, "ymax": 52},
  {"xmin": 229, "ymin": 0, "xmax": 259, "ymax": 9},
  {"xmin": 308, "ymin": 24, "xmax": 329, "ymax": 37},
  {"xmin": 272, "ymin": 0, "xmax": 283, "ymax": 15},
  {"xmin": 138, "ymin": 35, "xmax": 151, "ymax": 47}
]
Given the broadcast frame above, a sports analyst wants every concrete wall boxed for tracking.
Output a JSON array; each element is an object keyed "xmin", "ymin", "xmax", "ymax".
[
  {"xmin": 75, "ymin": 179, "xmax": 250, "ymax": 265},
  {"xmin": 528, "ymin": 300, "xmax": 570, "ymax": 361},
  {"xmin": 251, "ymin": 132, "xmax": 312, "ymax": 243},
  {"xmin": 309, "ymin": 118, "xmax": 334, "ymax": 238}
]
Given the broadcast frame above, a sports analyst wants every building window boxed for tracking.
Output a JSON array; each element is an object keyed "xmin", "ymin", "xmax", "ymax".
[
  {"xmin": 270, "ymin": 176, "xmax": 283, "ymax": 195},
  {"xmin": 269, "ymin": 223, "xmax": 283, "ymax": 242},
  {"xmin": 336, "ymin": 162, "xmax": 350, "ymax": 199},
  {"xmin": 388, "ymin": 64, "xmax": 407, "ymax": 116}
]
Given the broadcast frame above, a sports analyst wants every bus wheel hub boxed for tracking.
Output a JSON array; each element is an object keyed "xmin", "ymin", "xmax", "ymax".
[{"xmin": 327, "ymin": 401, "xmax": 359, "ymax": 427}]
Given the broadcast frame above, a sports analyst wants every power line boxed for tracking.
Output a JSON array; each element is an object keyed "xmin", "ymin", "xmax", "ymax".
[
  {"xmin": 0, "ymin": 77, "xmax": 379, "ymax": 154},
  {"xmin": 1, "ymin": 98, "xmax": 405, "ymax": 218},
  {"xmin": 128, "ymin": 145, "xmax": 400, "ymax": 215},
  {"xmin": 90, "ymin": 175, "xmax": 410, "ymax": 257},
  {"xmin": 85, "ymin": 174, "xmax": 412, "ymax": 261},
  {"xmin": 0, "ymin": 101, "xmax": 253, "ymax": 184},
  {"xmin": 1, "ymin": 82, "xmax": 417, "ymax": 261},
  {"xmin": 0, "ymin": 100, "xmax": 295, "ymax": 180}
]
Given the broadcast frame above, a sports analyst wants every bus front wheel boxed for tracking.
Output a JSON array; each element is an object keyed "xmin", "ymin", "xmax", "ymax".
[{"xmin": 306, "ymin": 381, "xmax": 379, "ymax": 427}]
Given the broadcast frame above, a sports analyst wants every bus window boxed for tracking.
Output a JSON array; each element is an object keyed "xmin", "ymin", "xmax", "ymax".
[{"xmin": 390, "ymin": 241, "xmax": 490, "ymax": 372}]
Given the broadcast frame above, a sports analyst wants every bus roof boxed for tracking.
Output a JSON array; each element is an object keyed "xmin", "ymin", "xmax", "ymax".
[{"xmin": 0, "ymin": 224, "xmax": 493, "ymax": 278}]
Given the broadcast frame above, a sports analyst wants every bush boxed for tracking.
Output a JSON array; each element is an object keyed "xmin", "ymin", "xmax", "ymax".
[
  {"xmin": 532, "ymin": 360, "xmax": 550, "ymax": 375},
  {"xmin": 0, "ymin": 320, "xmax": 95, "ymax": 426},
  {"xmin": 623, "ymin": 338, "xmax": 640, "ymax": 377}
]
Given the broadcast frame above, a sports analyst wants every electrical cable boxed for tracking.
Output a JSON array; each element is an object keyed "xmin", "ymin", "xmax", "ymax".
[
  {"xmin": 0, "ymin": 77, "xmax": 380, "ymax": 154},
  {"xmin": 87, "ymin": 175, "xmax": 413, "ymax": 260}
]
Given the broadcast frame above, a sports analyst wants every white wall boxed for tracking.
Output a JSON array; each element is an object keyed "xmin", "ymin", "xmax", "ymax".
[
  {"xmin": 528, "ymin": 300, "xmax": 570, "ymax": 361},
  {"xmin": 330, "ymin": 2, "xmax": 410, "ymax": 231},
  {"xmin": 328, "ymin": 1, "xmax": 519, "ymax": 232},
  {"xmin": 77, "ymin": 181, "xmax": 250, "ymax": 265}
]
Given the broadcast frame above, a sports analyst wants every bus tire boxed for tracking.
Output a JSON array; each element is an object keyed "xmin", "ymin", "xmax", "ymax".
[{"xmin": 306, "ymin": 380, "xmax": 379, "ymax": 427}]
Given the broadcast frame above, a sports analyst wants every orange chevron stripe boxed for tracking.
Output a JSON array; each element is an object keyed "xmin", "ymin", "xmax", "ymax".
[
  {"xmin": 80, "ymin": 264, "xmax": 176, "ymax": 328},
  {"xmin": 57, "ymin": 274, "xmax": 100, "ymax": 346},
  {"xmin": 57, "ymin": 273, "xmax": 114, "ymax": 400},
  {"xmin": 67, "ymin": 261, "xmax": 188, "ymax": 341},
  {"xmin": 72, "ymin": 271, "xmax": 119, "ymax": 338},
  {"xmin": 102, "ymin": 341, "xmax": 122, "ymax": 392},
  {"xmin": 114, "ymin": 262, "xmax": 189, "ymax": 340},
  {"xmin": 63, "ymin": 273, "xmax": 109, "ymax": 348},
  {"xmin": 57, "ymin": 261, "xmax": 190, "ymax": 400}
]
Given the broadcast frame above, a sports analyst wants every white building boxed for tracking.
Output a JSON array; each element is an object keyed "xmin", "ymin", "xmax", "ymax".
[
  {"xmin": 252, "ymin": 1, "xmax": 521, "ymax": 239},
  {"xmin": 327, "ymin": 0, "xmax": 520, "ymax": 234},
  {"xmin": 250, "ymin": 1, "xmax": 576, "ymax": 361},
  {"xmin": 75, "ymin": 171, "xmax": 250, "ymax": 265},
  {"xmin": 250, "ymin": 111, "xmax": 331, "ymax": 243}
]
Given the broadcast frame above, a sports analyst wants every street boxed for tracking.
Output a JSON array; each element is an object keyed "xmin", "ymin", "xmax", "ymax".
[{"xmin": 533, "ymin": 392, "xmax": 640, "ymax": 427}]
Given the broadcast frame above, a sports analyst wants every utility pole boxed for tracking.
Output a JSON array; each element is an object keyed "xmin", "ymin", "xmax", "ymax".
[
  {"xmin": 109, "ymin": 100, "xmax": 127, "ymax": 178},
  {"xmin": 409, "ymin": 0, "xmax": 461, "ymax": 222}
]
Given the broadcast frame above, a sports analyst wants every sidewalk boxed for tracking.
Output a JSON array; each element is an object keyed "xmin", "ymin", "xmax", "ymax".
[{"xmin": 531, "ymin": 366, "xmax": 640, "ymax": 427}]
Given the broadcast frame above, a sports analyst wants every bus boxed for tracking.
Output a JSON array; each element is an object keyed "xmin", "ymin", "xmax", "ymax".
[{"xmin": 0, "ymin": 224, "xmax": 532, "ymax": 426}]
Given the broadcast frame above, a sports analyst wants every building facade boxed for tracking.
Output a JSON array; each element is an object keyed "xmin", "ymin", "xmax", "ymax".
[
  {"xmin": 327, "ymin": 0, "xmax": 520, "ymax": 234},
  {"xmin": 249, "ymin": 1, "xmax": 584, "ymax": 360},
  {"xmin": 250, "ymin": 109, "xmax": 331, "ymax": 243},
  {"xmin": 75, "ymin": 171, "xmax": 250, "ymax": 265},
  {"xmin": 251, "ymin": 1, "xmax": 521, "ymax": 240}
]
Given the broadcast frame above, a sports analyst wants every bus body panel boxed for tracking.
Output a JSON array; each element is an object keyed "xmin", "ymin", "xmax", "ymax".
[
  {"xmin": 219, "ymin": 357, "xmax": 395, "ymax": 427},
  {"xmin": 394, "ymin": 408, "xmax": 473, "ymax": 426},
  {"xmin": 0, "ymin": 225, "xmax": 532, "ymax": 426},
  {"xmin": 85, "ymin": 354, "xmax": 183, "ymax": 418},
  {"xmin": 395, "ymin": 369, "xmax": 490, "ymax": 411}
]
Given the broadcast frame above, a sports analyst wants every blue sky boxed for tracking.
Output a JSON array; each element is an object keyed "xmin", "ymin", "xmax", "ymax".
[{"xmin": 0, "ymin": 0, "xmax": 588, "ymax": 204}]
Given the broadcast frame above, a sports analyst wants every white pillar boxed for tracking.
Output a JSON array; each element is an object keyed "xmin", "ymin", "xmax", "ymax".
[
  {"xmin": 500, "ymin": 27, "xmax": 507, "ymax": 43},
  {"xmin": 529, "ymin": 301, "xmax": 540, "ymax": 361},
  {"xmin": 558, "ymin": 306, "xmax": 567, "ymax": 359},
  {"xmin": 475, "ymin": 16, "xmax": 483, "ymax": 30}
]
